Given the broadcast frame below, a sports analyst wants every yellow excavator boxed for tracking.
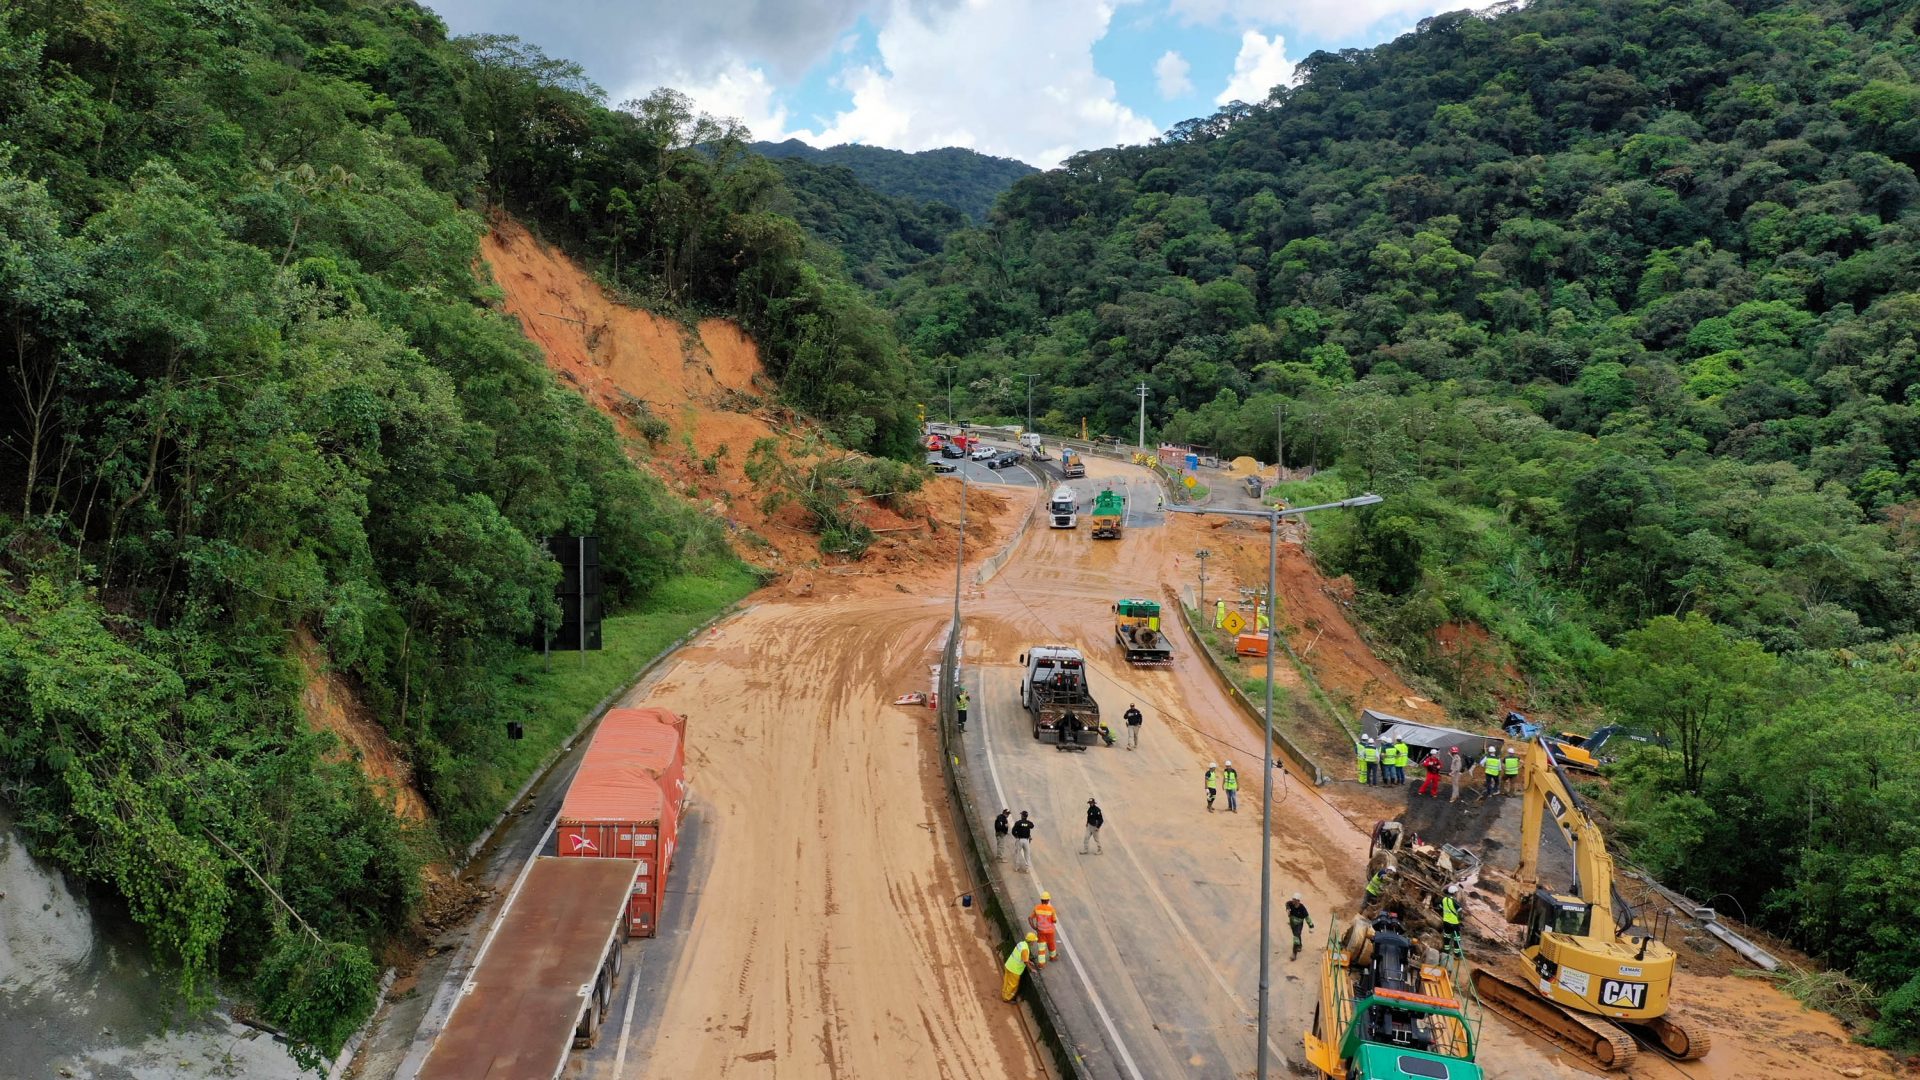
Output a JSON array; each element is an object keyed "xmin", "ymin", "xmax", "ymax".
[{"xmin": 1469, "ymin": 739, "xmax": 1710, "ymax": 1071}]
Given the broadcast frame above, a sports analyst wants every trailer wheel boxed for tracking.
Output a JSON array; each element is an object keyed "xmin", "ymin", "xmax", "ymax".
[{"xmin": 576, "ymin": 996, "xmax": 601, "ymax": 1049}]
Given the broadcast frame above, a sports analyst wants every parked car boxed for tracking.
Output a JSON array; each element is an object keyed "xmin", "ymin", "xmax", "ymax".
[
  {"xmin": 931, "ymin": 459, "xmax": 958, "ymax": 473},
  {"xmin": 942, "ymin": 442, "xmax": 968, "ymax": 458},
  {"xmin": 992, "ymin": 450, "xmax": 1023, "ymax": 468},
  {"xmin": 970, "ymin": 445, "xmax": 998, "ymax": 461}
]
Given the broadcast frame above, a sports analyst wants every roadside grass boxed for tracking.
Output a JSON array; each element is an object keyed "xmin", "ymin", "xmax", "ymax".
[{"xmin": 437, "ymin": 565, "xmax": 759, "ymax": 845}]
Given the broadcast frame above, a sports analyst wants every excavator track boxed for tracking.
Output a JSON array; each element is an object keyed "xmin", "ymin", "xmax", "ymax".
[
  {"xmin": 1471, "ymin": 967, "xmax": 1638, "ymax": 1072},
  {"xmin": 1626, "ymin": 1012, "xmax": 1712, "ymax": 1061}
]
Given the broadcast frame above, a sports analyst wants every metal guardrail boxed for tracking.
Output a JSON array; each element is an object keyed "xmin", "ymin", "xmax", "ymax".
[
  {"xmin": 936, "ymin": 621, "xmax": 1090, "ymax": 1079},
  {"xmin": 1169, "ymin": 599, "xmax": 1331, "ymax": 786}
]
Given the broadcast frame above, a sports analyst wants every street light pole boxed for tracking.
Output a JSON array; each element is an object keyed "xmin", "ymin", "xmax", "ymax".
[
  {"xmin": 1135, "ymin": 381, "xmax": 1149, "ymax": 451},
  {"xmin": 1196, "ymin": 548, "xmax": 1212, "ymax": 610},
  {"xmin": 1021, "ymin": 372, "xmax": 1039, "ymax": 436},
  {"xmin": 1163, "ymin": 492, "xmax": 1383, "ymax": 1080}
]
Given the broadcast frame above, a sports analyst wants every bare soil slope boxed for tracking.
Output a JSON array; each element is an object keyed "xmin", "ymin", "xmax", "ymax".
[{"xmin": 480, "ymin": 217, "xmax": 1004, "ymax": 581}]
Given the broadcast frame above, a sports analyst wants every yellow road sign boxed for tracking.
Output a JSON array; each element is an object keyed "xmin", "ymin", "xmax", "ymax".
[
  {"xmin": 1221, "ymin": 610, "xmax": 1247, "ymax": 635},
  {"xmin": 1183, "ymin": 474, "xmax": 1197, "ymax": 489}
]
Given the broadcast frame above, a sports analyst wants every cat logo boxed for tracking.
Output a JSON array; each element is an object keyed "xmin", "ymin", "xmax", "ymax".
[
  {"xmin": 1599, "ymin": 979, "xmax": 1647, "ymax": 1010},
  {"xmin": 567, "ymin": 833, "xmax": 598, "ymax": 854}
]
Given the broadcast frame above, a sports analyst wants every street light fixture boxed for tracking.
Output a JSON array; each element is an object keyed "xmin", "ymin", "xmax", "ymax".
[{"xmin": 1163, "ymin": 491, "xmax": 1382, "ymax": 1080}]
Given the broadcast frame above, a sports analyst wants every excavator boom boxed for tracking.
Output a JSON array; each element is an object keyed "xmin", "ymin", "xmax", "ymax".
[{"xmin": 1481, "ymin": 739, "xmax": 1710, "ymax": 1068}]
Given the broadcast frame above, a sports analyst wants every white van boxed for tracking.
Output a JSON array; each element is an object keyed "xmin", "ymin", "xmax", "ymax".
[{"xmin": 1048, "ymin": 486, "xmax": 1079, "ymax": 529}]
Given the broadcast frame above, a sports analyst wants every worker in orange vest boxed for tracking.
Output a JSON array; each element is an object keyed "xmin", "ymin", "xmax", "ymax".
[{"xmin": 1028, "ymin": 892, "xmax": 1059, "ymax": 962}]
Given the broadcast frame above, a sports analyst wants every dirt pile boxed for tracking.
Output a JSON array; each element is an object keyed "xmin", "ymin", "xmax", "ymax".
[{"xmin": 294, "ymin": 628, "xmax": 428, "ymax": 822}]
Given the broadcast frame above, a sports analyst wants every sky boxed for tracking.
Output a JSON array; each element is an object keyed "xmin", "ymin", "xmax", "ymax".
[{"xmin": 426, "ymin": 0, "xmax": 1469, "ymax": 167}]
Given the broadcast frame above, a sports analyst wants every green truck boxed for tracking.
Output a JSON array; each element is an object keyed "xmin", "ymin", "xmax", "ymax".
[{"xmin": 1089, "ymin": 488, "xmax": 1125, "ymax": 539}]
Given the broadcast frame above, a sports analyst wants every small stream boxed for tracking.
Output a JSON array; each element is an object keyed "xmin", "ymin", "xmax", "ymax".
[{"xmin": 0, "ymin": 815, "xmax": 305, "ymax": 1080}]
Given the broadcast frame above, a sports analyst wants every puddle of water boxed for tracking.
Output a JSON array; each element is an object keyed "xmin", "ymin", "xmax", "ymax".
[{"xmin": 0, "ymin": 816, "xmax": 305, "ymax": 1079}]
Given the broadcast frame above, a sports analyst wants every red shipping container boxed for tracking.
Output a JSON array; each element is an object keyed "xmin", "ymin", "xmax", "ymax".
[
  {"xmin": 557, "ymin": 764, "xmax": 677, "ymax": 937},
  {"xmin": 593, "ymin": 719, "xmax": 688, "ymax": 830},
  {"xmin": 602, "ymin": 705, "xmax": 686, "ymax": 738}
]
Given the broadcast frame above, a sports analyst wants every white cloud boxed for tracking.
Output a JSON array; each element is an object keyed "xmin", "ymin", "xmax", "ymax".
[
  {"xmin": 1216, "ymin": 29, "xmax": 1295, "ymax": 105},
  {"xmin": 428, "ymin": 0, "xmax": 911, "ymax": 84},
  {"xmin": 1154, "ymin": 50, "xmax": 1194, "ymax": 99},
  {"xmin": 669, "ymin": 61, "xmax": 805, "ymax": 143},
  {"xmin": 1168, "ymin": 0, "xmax": 1461, "ymax": 41},
  {"xmin": 800, "ymin": 0, "xmax": 1160, "ymax": 167}
]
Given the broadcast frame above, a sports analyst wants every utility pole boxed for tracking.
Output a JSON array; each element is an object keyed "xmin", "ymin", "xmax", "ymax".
[
  {"xmin": 1196, "ymin": 548, "xmax": 1212, "ymax": 609},
  {"xmin": 1021, "ymin": 372, "xmax": 1039, "ymax": 435},
  {"xmin": 1164, "ymin": 494, "xmax": 1384, "ymax": 1080},
  {"xmin": 1275, "ymin": 404, "xmax": 1285, "ymax": 483},
  {"xmin": 946, "ymin": 364, "xmax": 955, "ymax": 425},
  {"xmin": 1135, "ymin": 381, "xmax": 1149, "ymax": 451}
]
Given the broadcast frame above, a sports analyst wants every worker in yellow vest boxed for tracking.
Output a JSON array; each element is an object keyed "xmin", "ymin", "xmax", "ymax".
[
  {"xmin": 1481, "ymin": 745, "xmax": 1501, "ymax": 799},
  {"xmin": 1502, "ymin": 746, "xmax": 1522, "ymax": 795},
  {"xmin": 1223, "ymin": 761, "xmax": 1239, "ymax": 812},
  {"xmin": 1393, "ymin": 739, "xmax": 1411, "ymax": 785},
  {"xmin": 1002, "ymin": 933, "xmax": 1037, "ymax": 1001},
  {"xmin": 1215, "ymin": 598, "xmax": 1227, "ymax": 628},
  {"xmin": 1442, "ymin": 885, "xmax": 1464, "ymax": 955},
  {"xmin": 1360, "ymin": 737, "xmax": 1381, "ymax": 785}
]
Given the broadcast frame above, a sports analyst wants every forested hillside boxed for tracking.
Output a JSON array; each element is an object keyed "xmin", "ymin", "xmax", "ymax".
[
  {"xmin": 891, "ymin": 0, "xmax": 1920, "ymax": 1044},
  {"xmin": 0, "ymin": 0, "xmax": 915, "ymax": 1064},
  {"xmin": 764, "ymin": 156, "xmax": 968, "ymax": 287},
  {"xmin": 753, "ymin": 138, "xmax": 1036, "ymax": 221}
]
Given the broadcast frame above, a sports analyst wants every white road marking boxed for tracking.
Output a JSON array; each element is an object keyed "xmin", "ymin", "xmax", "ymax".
[
  {"xmin": 1066, "ymin": 753, "xmax": 1294, "ymax": 1070},
  {"xmin": 976, "ymin": 661, "xmax": 1148, "ymax": 1080},
  {"xmin": 612, "ymin": 946, "xmax": 645, "ymax": 1078}
]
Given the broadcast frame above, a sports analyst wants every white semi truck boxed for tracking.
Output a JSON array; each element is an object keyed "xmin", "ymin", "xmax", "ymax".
[{"xmin": 1047, "ymin": 485, "xmax": 1078, "ymax": 528}]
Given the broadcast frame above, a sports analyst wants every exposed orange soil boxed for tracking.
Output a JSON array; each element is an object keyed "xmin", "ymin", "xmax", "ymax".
[
  {"xmin": 617, "ymin": 597, "xmax": 1043, "ymax": 1079},
  {"xmin": 479, "ymin": 216, "xmax": 1001, "ymax": 580},
  {"xmin": 294, "ymin": 627, "xmax": 428, "ymax": 821}
]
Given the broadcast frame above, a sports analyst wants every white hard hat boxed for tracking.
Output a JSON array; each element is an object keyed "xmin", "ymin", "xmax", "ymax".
[
  {"xmin": 1292, "ymin": 892, "xmax": 1302, "ymax": 901},
  {"xmin": 1225, "ymin": 760, "xmax": 1233, "ymax": 767},
  {"xmin": 1446, "ymin": 884, "xmax": 1459, "ymax": 894},
  {"xmin": 1210, "ymin": 761, "xmax": 1218, "ymax": 768}
]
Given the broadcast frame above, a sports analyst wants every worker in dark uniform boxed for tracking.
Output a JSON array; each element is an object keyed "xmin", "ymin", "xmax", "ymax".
[{"xmin": 1286, "ymin": 894, "xmax": 1316, "ymax": 959}]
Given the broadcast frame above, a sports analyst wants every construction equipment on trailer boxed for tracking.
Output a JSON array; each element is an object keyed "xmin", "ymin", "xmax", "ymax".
[
  {"xmin": 1089, "ymin": 488, "xmax": 1125, "ymax": 539},
  {"xmin": 1112, "ymin": 598, "xmax": 1172, "ymax": 664},
  {"xmin": 1060, "ymin": 449, "xmax": 1086, "ymax": 478},
  {"xmin": 415, "ymin": 858, "xmax": 638, "ymax": 1079},
  {"xmin": 1469, "ymin": 740, "xmax": 1709, "ymax": 1072},
  {"xmin": 1047, "ymin": 485, "xmax": 1079, "ymax": 529},
  {"xmin": 1303, "ymin": 915, "xmax": 1485, "ymax": 1079},
  {"xmin": 1018, "ymin": 646, "xmax": 1103, "ymax": 747}
]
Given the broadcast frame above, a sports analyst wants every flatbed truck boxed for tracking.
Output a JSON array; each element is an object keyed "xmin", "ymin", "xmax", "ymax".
[
  {"xmin": 1018, "ymin": 645, "xmax": 1103, "ymax": 746},
  {"xmin": 414, "ymin": 857, "xmax": 639, "ymax": 1080}
]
